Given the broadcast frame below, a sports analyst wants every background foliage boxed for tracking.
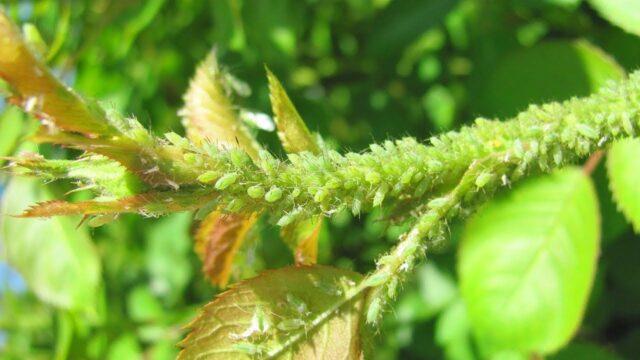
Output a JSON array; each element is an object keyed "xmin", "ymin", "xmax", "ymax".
[{"xmin": 1, "ymin": 0, "xmax": 640, "ymax": 359}]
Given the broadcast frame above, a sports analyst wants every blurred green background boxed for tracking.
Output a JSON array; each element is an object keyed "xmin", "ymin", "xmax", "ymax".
[{"xmin": 1, "ymin": 0, "xmax": 640, "ymax": 359}]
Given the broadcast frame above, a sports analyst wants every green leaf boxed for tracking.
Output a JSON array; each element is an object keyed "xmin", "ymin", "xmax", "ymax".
[
  {"xmin": 435, "ymin": 299, "xmax": 476, "ymax": 360},
  {"xmin": 0, "ymin": 106, "xmax": 24, "ymax": 164},
  {"xmin": 459, "ymin": 168, "xmax": 600, "ymax": 355},
  {"xmin": 179, "ymin": 266, "xmax": 368, "ymax": 359},
  {"xmin": 145, "ymin": 213, "xmax": 193, "ymax": 304},
  {"xmin": 266, "ymin": 68, "xmax": 320, "ymax": 155},
  {"xmin": 417, "ymin": 262, "xmax": 458, "ymax": 319},
  {"xmin": 127, "ymin": 286, "xmax": 164, "ymax": 323},
  {"xmin": 0, "ymin": 177, "xmax": 102, "ymax": 315},
  {"xmin": 607, "ymin": 138, "xmax": 640, "ymax": 232},
  {"xmin": 107, "ymin": 333, "xmax": 142, "ymax": 360},
  {"xmin": 474, "ymin": 40, "xmax": 624, "ymax": 118},
  {"xmin": 589, "ymin": 0, "xmax": 640, "ymax": 37}
]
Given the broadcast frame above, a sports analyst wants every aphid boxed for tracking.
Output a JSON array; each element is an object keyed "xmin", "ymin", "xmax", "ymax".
[
  {"xmin": 366, "ymin": 297, "xmax": 382, "ymax": 324},
  {"xmin": 226, "ymin": 198, "xmax": 244, "ymax": 212},
  {"xmin": 576, "ymin": 124, "xmax": 598, "ymax": 139},
  {"xmin": 362, "ymin": 270, "xmax": 391, "ymax": 288},
  {"xmin": 325, "ymin": 178, "xmax": 341, "ymax": 189},
  {"xmin": 229, "ymin": 149, "xmax": 251, "ymax": 167},
  {"xmin": 215, "ymin": 172, "xmax": 239, "ymax": 190},
  {"xmin": 277, "ymin": 211, "xmax": 298, "ymax": 227},
  {"xmin": 365, "ymin": 171, "xmax": 381, "ymax": 185},
  {"xmin": 475, "ymin": 172, "xmax": 493, "ymax": 188},
  {"xmin": 312, "ymin": 279, "xmax": 342, "ymax": 297},
  {"xmin": 232, "ymin": 342, "xmax": 266, "ymax": 356},
  {"xmin": 229, "ymin": 307, "xmax": 271, "ymax": 340},
  {"xmin": 400, "ymin": 167, "xmax": 416, "ymax": 185},
  {"xmin": 428, "ymin": 196, "xmax": 449, "ymax": 210},
  {"xmin": 247, "ymin": 185, "xmax": 265, "ymax": 199},
  {"xmin": 553, "ymin": 150, "xmax": 563, "ymax": 165},
  {"xmin": 197, "ymin": 171, "xmax": 218, "ymax": 183},
  {"xmin": 314, "ymin": 188, "xmax": 328, "ymax": 203},
  {"xmin": 286, "ymin": 294, "xmax": 310, "ymax": 316},
  {"xmin": 622, "ymin": 113, "xmax": 635, "ymax": 135},
  {"xmin": 164, "ymin": 132, "xmax": 190, "ymax": 147},
  {"xmin": 411, "ymin": 178, "xmax": 429, "ymax": 198},
  {"xmin": 183, "ymin": 153, "xmax": 200, "ymax": 165},
  {"xmin": 290, "ymin": 187, "xmax": 301, "ymax": 198},
  {"xmin": 351, "ymin": 198, "xmax": 362, "ymax": 216},
  {"xmin": 276, "ymin": 318, "xmax": 306, "ymax": 332},
  {"xmin": 373, "ymin": 185, "xmax": 388, "ymax": 207},
  {"xmin": 265, "ymin": 186, "xmax": 283, "ymax": 202}
]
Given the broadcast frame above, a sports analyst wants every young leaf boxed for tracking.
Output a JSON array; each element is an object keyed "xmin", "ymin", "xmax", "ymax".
[
  {"xmin": 280, "ymin": 217, "xmax": 322, "ymax": 265},
  {"xmin": 0, "ymin": 177, "xmax": 101, "ymax": 315},
  {"xmin": 179, "ymin": 266, "xmax": 368, "ymax": 359},
  {"xmin": 0, "ymin": 11, "xmax": 116, "ymax": 136},
  {"xmin": 606, "ymin": 138, "xmax": 640, "ymax": 232},
  {"xmin": 588, "ymin": 0, "xmax": 640, "ymax": 37},
  {"xmin": 11, "ymin": 154, "xmax": 145, "ymax": 197},
  {"xmin": 266, "ymin": 68, "xmax": 320, "ymax": 155},
  {"xmin": 265, "ymin": 69, "xmax": 323, "ymax": 264},
  {"xmin": 18, "ymin": 187, "xmax": 217, "ymax": 218},
  {"xmin": 459, "ymin": 168, "xmax": 600, "ymax": 355},
  {"xmin": 194, "ymin": 211, "xmax": 258, "ymax": 287},
  {"xmin": 180, "ymin": 51, "xmax": 261, "ymax": 160}
]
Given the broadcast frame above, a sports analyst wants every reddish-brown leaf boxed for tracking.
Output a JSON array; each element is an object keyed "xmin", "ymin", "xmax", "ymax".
[
  {"xmin": 194, "ymin": 211, "xmax": 259, "ymax": 287},
  {"xmin": 0, "ymin": 11, "xmax": 116, "ymax": 136}
]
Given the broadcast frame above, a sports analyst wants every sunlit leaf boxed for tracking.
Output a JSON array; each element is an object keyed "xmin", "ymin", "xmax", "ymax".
[
  {"xmin": 180, "ymin": 51, "xmax": 261, "ymax": 160},
  {"xmin": 588, "ymin": 0, "xmax": 640, "ymax": 37},
  {"xmin": 459, "ymin": 168, "xmax": 600, "ymax": 355},
  {"xmin": 0, "ymin": 177, "xmax": 101, "ymax": 315},
  {"xmin": 179, "ymin": 266, "xmax": 368, "ymax": 359},
  {"xmin": 265, "ymin": 68, "xmax": 322, "ymax": 264},
  {"xmin": 474, "ymin": 40, "xmax": 624, "ymax": 118},
  {"xmin": 11, "ymin": 154, "xmax": 145, "ymax": 197},
  {"xmin": 266, "ymin": 68, "xmax": 320, "ymax": 155},
  {"xmin": 0, "ymin": 11, "xmax": 116, "ymax": 136},
  {"xmin": 607, "ymin": 138, "xmax": 640, "ymax": 232},
  {"xmin": 194, "ymin": 211, "xmax": 259, "ymax": 287}
]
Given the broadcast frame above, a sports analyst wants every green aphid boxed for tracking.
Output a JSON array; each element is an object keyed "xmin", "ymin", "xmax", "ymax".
[
  {"xmin": 362, "ymin": 270, "xmax": 391, "ymax": 288},
  {"xmin": 215, "ymin": 172, "xmax": 239, "ymax": 190},
  {"xmin": 197, "ymin": 171, "xmax": 218, "ymax": 183},
  {"xmin": 366, "ymin": 297, "xmax": 382, "ymax": 324},
  {"xmin": 247, "ymin": 185, "xmax": 266, "ymax": 199},
  {"xmin": 314, "ymin": 188, "xmax": 328, "ymax": 203},
  {"xmin": 265, "ymin": 186, "xmax": 283, "ymax": 202},
  {"xmin": 373, "ymin": 185, "xmax": 388, "ymax": 207},
  {"xmin": 164, "ymin": 132, "xmax": 190, "ymax": 147},
  {"xmin": 365, "ymin": 171, "xmax": 381, "ymax": 185},
  {"xmin": 276, "ymin": 318, "xmax": 306, "ymax": 332},
  {"xmin": 232, "ymin": 342, "xmax": 266, "ymax": 356},
  {"xmin": 286, "ymin": 294, "xmax": 309, "ymax": 316},
  {"xmin": 475, "ymin": 172, "xmax": 494, "ymax": 188}
]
